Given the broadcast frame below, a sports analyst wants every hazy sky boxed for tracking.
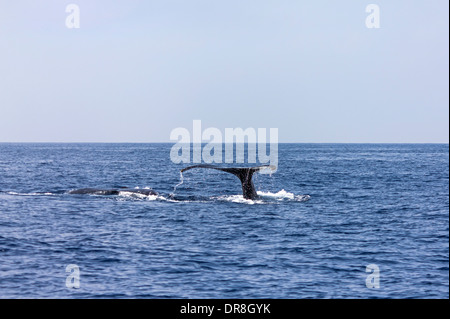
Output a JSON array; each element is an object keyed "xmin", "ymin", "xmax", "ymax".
[{"xmin": 0, "ymin": 0, "xmax": 448, "ymax": 142}]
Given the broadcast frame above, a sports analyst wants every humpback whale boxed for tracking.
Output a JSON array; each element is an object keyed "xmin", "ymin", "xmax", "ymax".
[
  {"xmin": 67, "ymin": 165, "xmax": 275, "ymax": 200},
  {"xmin": 67, "ymin": 188, "xmax": 157, "ymax": 196},
  {"xmin": 181, "ymin": 164, "xmax": 276, "ymax": 200}
]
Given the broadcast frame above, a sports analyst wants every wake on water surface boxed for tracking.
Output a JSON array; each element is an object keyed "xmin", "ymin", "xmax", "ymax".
[
  {"xmin": 0, "ymin": 189, "xmax": 310, "ymax": 205},
  {"xmin": 1, "ymin": 189, "xmax": 310, "ymax": 204},
  {"xmin": 1, "ymin": 168, "xmax": 310, "ymax": 204}
]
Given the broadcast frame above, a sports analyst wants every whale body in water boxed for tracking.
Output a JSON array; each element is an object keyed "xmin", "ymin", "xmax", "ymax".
[
  {"xmin": 67, "ymin": 165, "xmax": 275, "ymax": 200},
  {"xmin": 67, "ymin": 188, "xmax": 157, "ymax": 196}
]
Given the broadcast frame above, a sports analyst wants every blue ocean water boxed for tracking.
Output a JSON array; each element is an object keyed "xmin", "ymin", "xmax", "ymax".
[{"xmin": 0, "ymin": 143, "xmax": 448, "ymax": 299}]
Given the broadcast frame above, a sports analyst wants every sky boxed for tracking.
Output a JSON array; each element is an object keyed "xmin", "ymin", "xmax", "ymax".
[{"xmin": 0, "ymin": 0, "xmax": 448, "ymax": 143}]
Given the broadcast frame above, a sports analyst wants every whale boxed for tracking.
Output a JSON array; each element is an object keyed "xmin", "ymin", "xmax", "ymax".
[
  {"xmin": 67, "ymin": 165, "xmax": 275, "ymax": 200},
  {"xmin": 67, "ymin": 188, "xmax": 157, "ymax": 196},
  {"xmin": 181, "ymin": 164, "xmax": 276, "ymax": 200}
]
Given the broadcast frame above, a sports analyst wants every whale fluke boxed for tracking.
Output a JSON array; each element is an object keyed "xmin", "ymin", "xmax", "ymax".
[{"xmin": 181, "ymin": 165, "xmax": 276, "ymax": 200}]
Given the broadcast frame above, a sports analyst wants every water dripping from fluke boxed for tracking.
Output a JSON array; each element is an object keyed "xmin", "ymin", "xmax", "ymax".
[{"xmin": 169, "ymin": 171, "xmax": 184, "ymax": 198}]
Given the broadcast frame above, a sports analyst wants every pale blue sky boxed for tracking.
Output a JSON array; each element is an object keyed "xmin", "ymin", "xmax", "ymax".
[{"xmin": 0, "ymin": 0, "xmax": 448, "ymax": 142}]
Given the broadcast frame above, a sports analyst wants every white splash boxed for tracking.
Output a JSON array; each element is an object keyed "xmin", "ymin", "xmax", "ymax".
[
  {"xmin": 216, "ymin": 195, "xmax": 262, "ymax": 205},
  {"xmin": 213, "ymin": 189, "xmax": 310, "ymax": 204},
  {"xmin": 257, "ymin": 189, "xmax": 311, "ymax": 202},
  {"xmin": 117, "ymin": 191, "xmax": 159, "ymax": 201},
  {"xmin": 6, "ymin": 191, "xmax": 55, "ymax": 196}
]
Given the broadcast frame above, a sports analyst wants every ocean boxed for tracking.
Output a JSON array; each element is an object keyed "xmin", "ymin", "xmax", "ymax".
[{"xmin": 0, "ymin": 143, "xmax": 448, "ymax": 298}]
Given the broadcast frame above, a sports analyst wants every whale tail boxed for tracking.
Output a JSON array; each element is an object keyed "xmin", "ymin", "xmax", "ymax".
[{"xmin": 180, "ymin": 164, "xmax": 276, "ymax": 200}]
